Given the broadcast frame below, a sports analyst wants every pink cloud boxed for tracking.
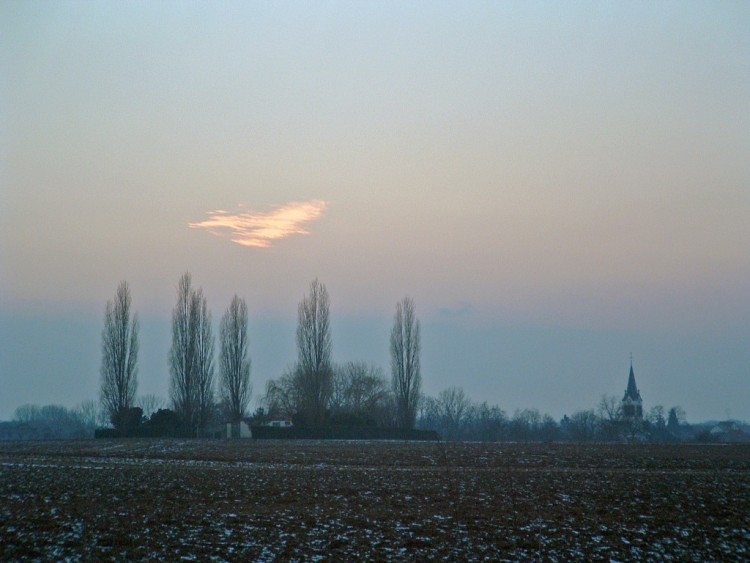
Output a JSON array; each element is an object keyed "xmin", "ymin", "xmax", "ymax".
[{"xmin": 189, "ymin": 200, "xmax": 327, "ymax": 248}]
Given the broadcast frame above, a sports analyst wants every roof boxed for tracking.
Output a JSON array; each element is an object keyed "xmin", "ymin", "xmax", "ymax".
[
  {"xmin": 710, "ymin": 421, "xmax": 740, "ymax": 434},
  {"xmin": 623, "ymin": 364, "xmax": 642, "ymax": 402}
]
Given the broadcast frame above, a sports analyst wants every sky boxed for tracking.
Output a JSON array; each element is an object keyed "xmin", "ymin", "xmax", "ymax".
[{"xmin": 1, "ymin": 1, "xmax": 749, "ymax": 422}]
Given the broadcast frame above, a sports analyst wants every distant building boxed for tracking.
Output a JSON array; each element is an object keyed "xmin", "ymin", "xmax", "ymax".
[
  {"xmin": 201, "ymin": 421, "xmax": 252, "ymax": 439},
  {"xmin": 709, "ymin": 421, "xmax": 750, "ymax": 443},
  {"xmin": 621, "ymin": 362, "xmax": 643, "ymax": 421},
  {"xmin": 266, "ymin": 419, "xmax": 293, "ymax": 428}
]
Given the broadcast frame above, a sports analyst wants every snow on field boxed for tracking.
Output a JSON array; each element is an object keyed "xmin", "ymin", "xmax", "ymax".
[{"xmin": 1, "ymin": 440, "xmax": 749, "ymax": 560}]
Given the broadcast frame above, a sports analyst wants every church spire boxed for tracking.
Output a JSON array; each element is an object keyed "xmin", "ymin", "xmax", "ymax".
[
  {"xmin": 625, "ymin": 361, "xmax": 641, "ymax": 401},
  {"xmin": 622, "ymin": 357, "xmax": 644, "ymax": 420}
]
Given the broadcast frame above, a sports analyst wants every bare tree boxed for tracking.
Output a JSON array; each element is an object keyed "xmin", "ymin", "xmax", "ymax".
[
  {"xmin": 596, "ymin": 393, "xmax": 623, "ymax": 440},
  {"xmin": 597, "ymin": 394, "xmax": 622, "ymax": 422},
  {"xmin": 295, "ymin": 278, "xmax": 333, "ymax": 425},
  {"xmin": 510, "ymin": 408, "xmax": 543, "ymax": 441},
  {"xmin": 262, "ymin": 368, "xmax": 300, "ymax": 420},
  {"xmin": 391, "ymin": 296, "xmax": 422, "ymax": 430},
  {"xmin": 648, "ymin": 405, "xmax": 667, "ymax": 430},
  {"xmin": 136, "ymin": 394, "xmax": 166, "ymax": 420},
  {"xmin": 331, "ymin": 362, "xmax": 385, "ymax": 412},
  {"xmin": 13, "ymin": 404, "xmax": 41, "ymax": 424},
  {"xmin": 75, "ymin": 399, "xmax": 100, "ymax": 434},
  {"xmin": 170, "ymin": 273, "xmax": 196, "ymax": 431},
  {"xmin": 194, "ymin": 287, "xmax": 215, "ymax": 430},
  {"xmin": 330, "ymin": 362, "xmax": 391, "ymax": 424},
  {"xmin": 100, "ymin": 281, "xmax": 139, "ymax": 432},
  {"xmin": 169, "ymin": 272, "xmax": 215, "ymax": 435},
  {"xmin": 435, "ymin": 387, "xmax": 471, "ymax": 440},
  {"xmin": 567, "ymin": 409, "xmax": 599, "ymax": 442},
  {"xmin": 539, "ymin": 413, "xmax": 561, "ymax": 441},
  {"xmin": 329, "ymin": 369, "xmax": 348, "ymax": 415},
  {"xmin": 461, "ymin": 401, "xmax": 508, "ymax": 441},
  {"xmin": 219, "ymin": 295, "xmax": 251, "ymax": 422}
]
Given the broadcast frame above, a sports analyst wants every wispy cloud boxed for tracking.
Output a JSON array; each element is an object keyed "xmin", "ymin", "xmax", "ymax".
[{"xmin": 189, "ymin": 200, "xmax": 328, "ymax": 248}]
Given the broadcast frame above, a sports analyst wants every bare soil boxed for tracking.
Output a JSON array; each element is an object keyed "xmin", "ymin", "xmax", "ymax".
[{"xmin": 1, "ymin": 440, "xmax": 749, "ymax": 560}]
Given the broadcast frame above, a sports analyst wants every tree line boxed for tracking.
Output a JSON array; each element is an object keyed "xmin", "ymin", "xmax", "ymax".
[
  {"xmin": 98, "ymin": 275, "xmax": 423, "ymax": 437},
  {"xmin": 416, "ymin": 387, "xmax": 694, "ymax": 443},
  {"xmin": 4, "ymin": 274, "xmax": 722, "ymax": 442},
  {"xmin": 1, "ymin": 389, "xmax": 710, "ymax": 443},
  {"xmin": 1, "ymin": 403, "xmax": 99, "ymax": 440}
]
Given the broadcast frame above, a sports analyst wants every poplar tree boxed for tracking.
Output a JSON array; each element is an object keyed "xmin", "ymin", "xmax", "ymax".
[
  {"xmin": 219, "ymin": 295, "xmax": 251, "ymax": 422},
  {"xmin": 390, "ymin": 296, "xmax": 422, "ymax": 430},
  {"xmin": 100, "ymin": 281, "xmax": 139, "ymax": 432},
  {"xmin": 169, "ymin": 272, "xmax": 215, "ymax": 435},
  {"xmin": 295, "ymin": 278, "xmax": 333, "ymax": 425}
]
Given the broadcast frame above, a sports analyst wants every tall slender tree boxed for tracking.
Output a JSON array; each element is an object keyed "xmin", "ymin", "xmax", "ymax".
[
  {"xmin": 194, "ymin": 287, "xmax": 215, "ymax": 431},
  {"xmin": 169, "ymin": 272, "xmax": 215, "ymax": 435},
  {"xmin": 169, "ymin": 273, "xmax": 195, "ymax": 432},
  {"xmin": 295, "ymin": 278, "xmax": 333, "ymax": 425},
  {"xmin": 100, "ymin": 281, "xmax": 139, "ymax": 433},
  {"xmin": 390, "ymin": 296, "xmax": 421, "ymax": 430},
  {"xmin": 219, "ymin": 295, "xmax": 251, "ymax": 422}
]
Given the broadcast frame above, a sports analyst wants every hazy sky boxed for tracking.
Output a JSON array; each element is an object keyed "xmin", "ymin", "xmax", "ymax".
[{"xmin": 2, "ymin": 1, "xmax": 749, "ymax": 422}]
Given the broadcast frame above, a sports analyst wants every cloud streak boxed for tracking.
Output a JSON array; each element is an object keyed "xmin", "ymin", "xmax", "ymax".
[{"xmin": 189, "ymin": 200, "xmax": 328, "ymax": 248}]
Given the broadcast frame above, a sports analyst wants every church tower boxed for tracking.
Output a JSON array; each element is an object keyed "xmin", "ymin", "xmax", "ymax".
[{"xmin": 621, "ymin": 360, "xmax": 643, "ymax": 421}]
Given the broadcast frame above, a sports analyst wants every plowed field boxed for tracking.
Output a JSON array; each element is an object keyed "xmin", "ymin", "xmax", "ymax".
[{"xmin": 2, "ymin": 440, "xmax": 749, "ymax": 560}]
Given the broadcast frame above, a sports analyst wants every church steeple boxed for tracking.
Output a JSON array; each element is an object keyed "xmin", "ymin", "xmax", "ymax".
[
  {"xmin": 622, "ymin": 357, "xmax": 643, "ymax": 420},
  {"xmin": 624, "ymin": 360, "xmax": 641, "ymax": 402}
]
